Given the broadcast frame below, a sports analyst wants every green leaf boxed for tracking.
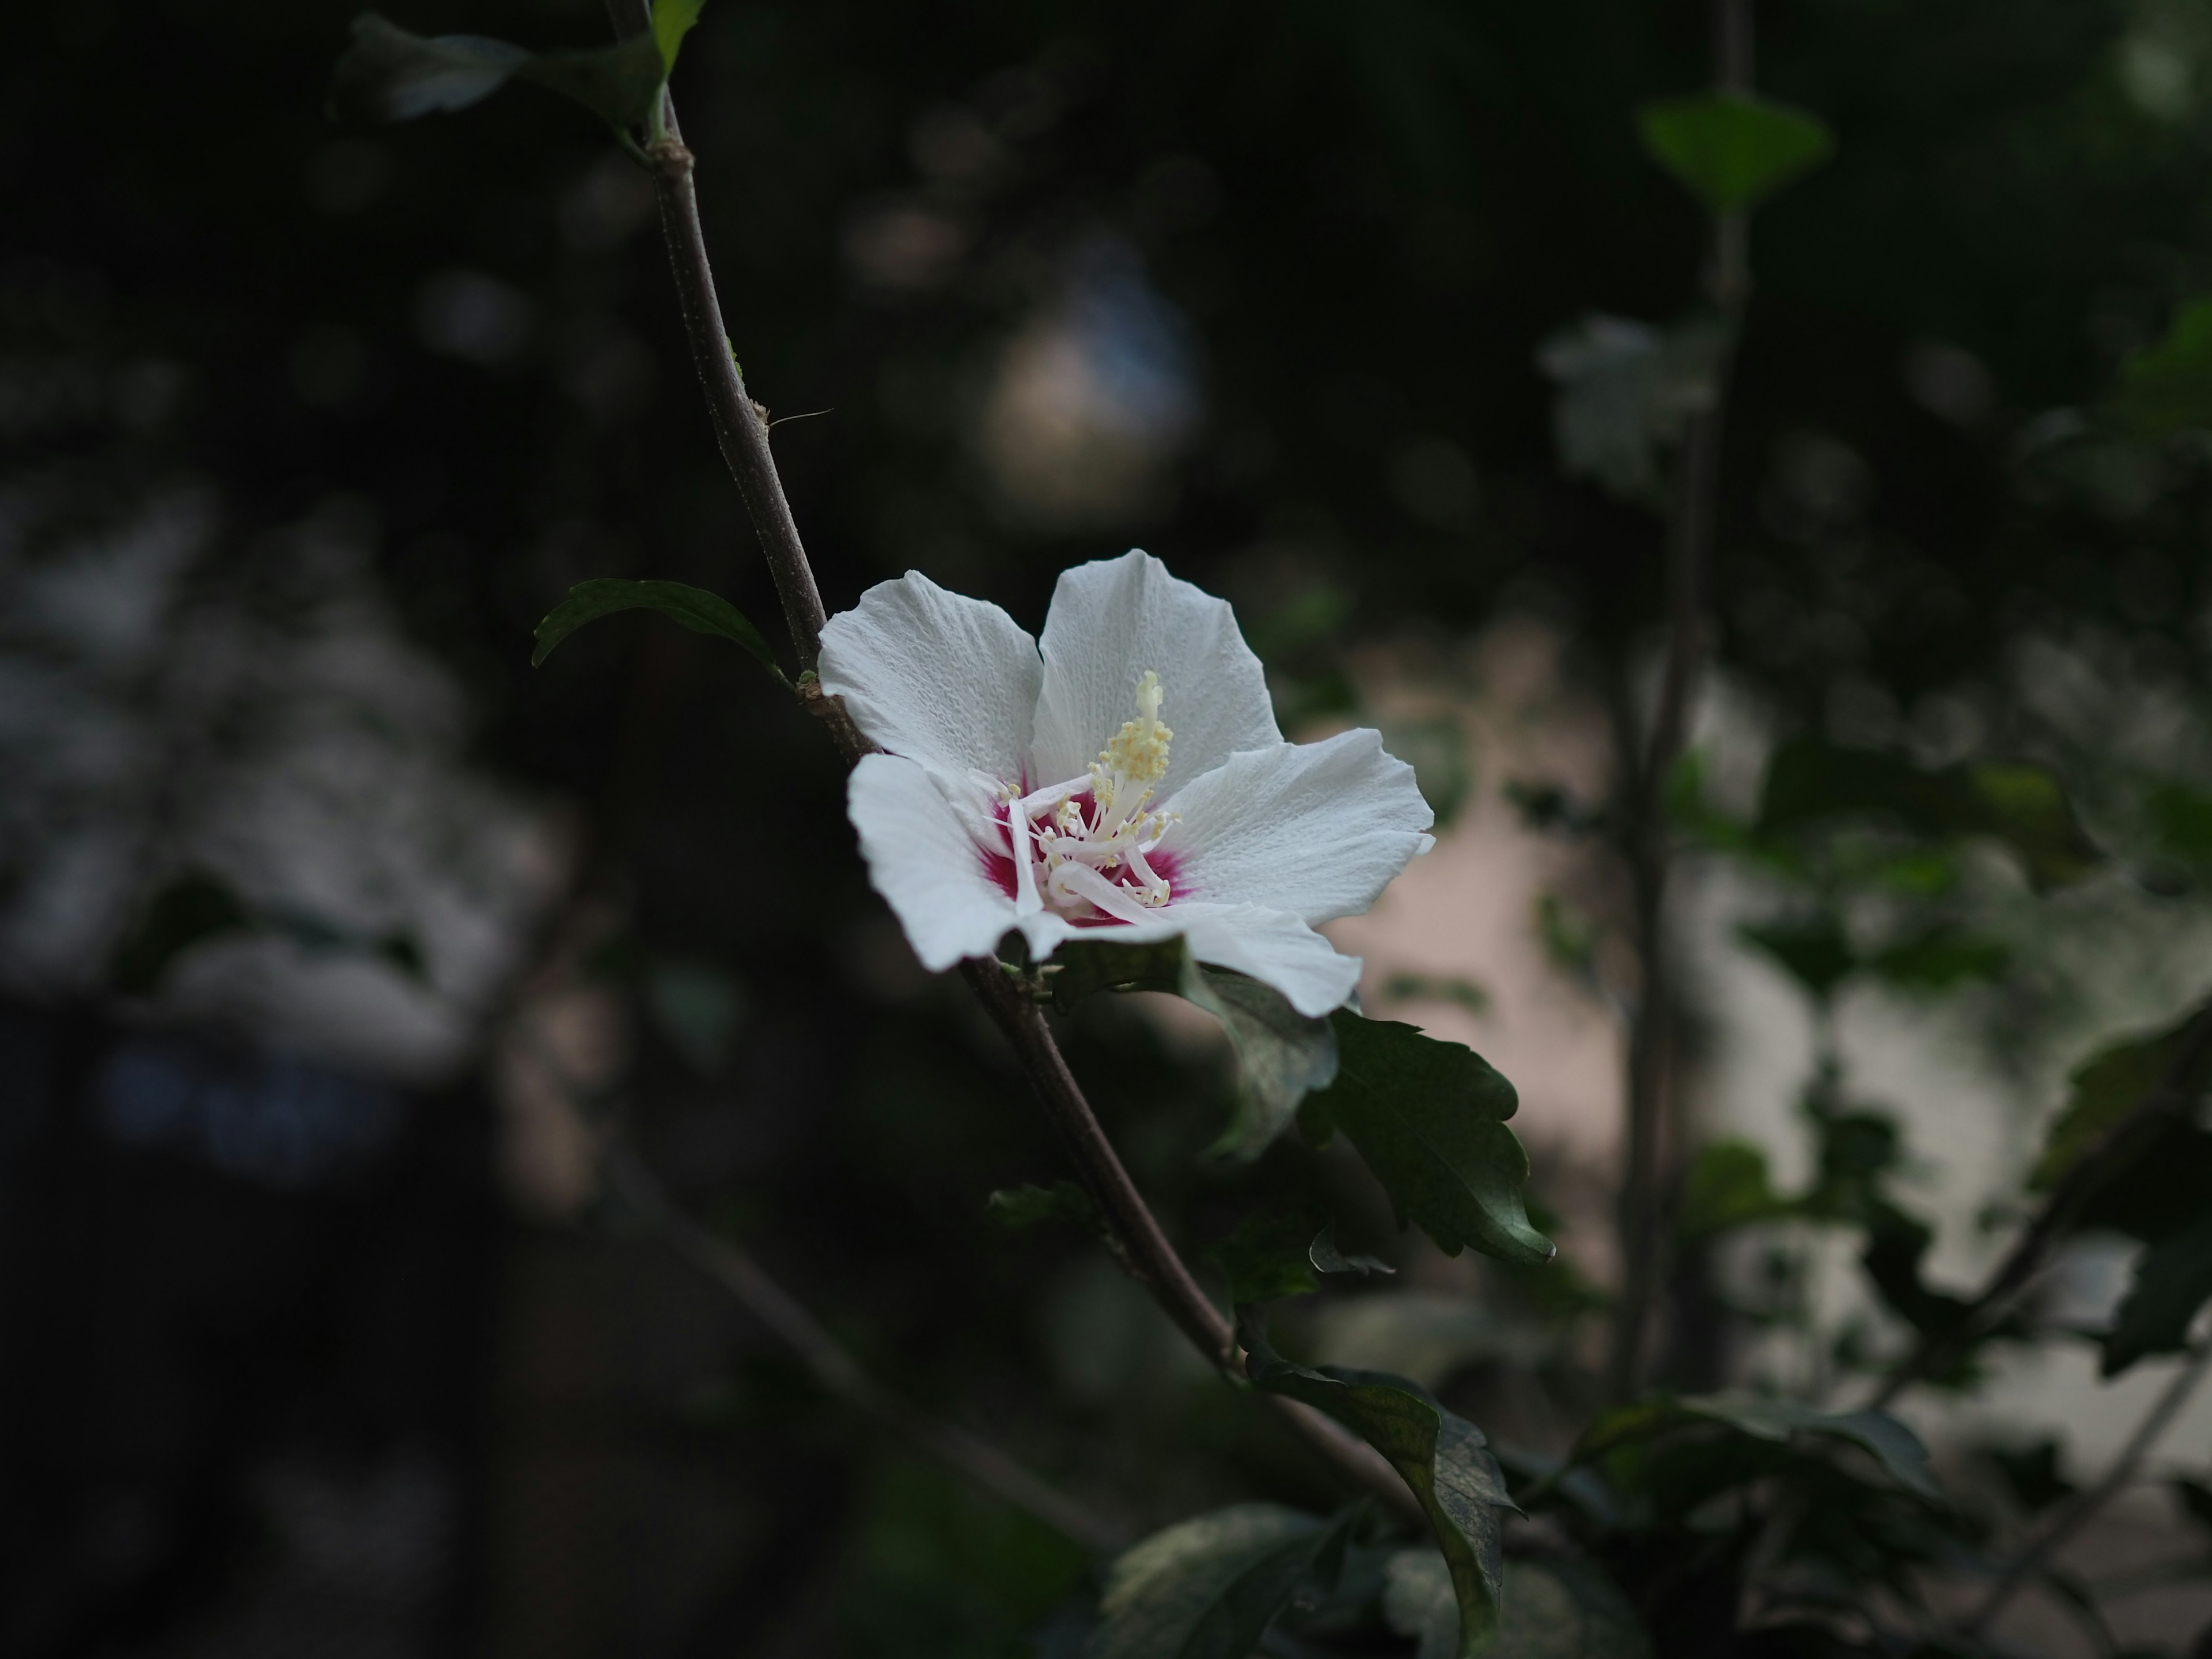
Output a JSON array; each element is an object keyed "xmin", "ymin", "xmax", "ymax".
[
  {"xmin": 329, "ymin": 14, "xmax": 531, "ymax": 123},
  {"xmin": 1310, "ymin": 1224, "xmax": 1396, "ymax": 1277},
  {"xmin": 2031, "ymin": 1015, "xmax": 2197, "ymax": 1190},
  {"xmin": 515, "ymin": 32, "xmax": 669, "ymax": 132},
  {"xmin": 532, "ymin": 578, "xmax": 788, "ymax": 685},
  {"xmin": 986, "ymin": 1180, "xmax": 1100, "ymax": 1234},
  {"xmin": 1048, "ymin": 938, "xmax": 1339, "ymax": 1163},
  {"xmin": 1240, "ymin": 1311, "xmax": 1512, "ymax": 1657},
  {"xmin": 1210, "ymin": 1210, "xmax": 1323, "ymax": 1305},
  {"xmin": 1737, "ymin": 914, "xmax": 1857, "ymax": 1002},
  {"xmin": 1755, "ymin": 740, "xmax": 2100, "ymax": 892},
  {"xmin": 1382, "ymin": 972, "xmax": 1492, "ymax": 1014},
  {"xmin": 2108, "ymin": 296, "xmax": 2212, "ymax": 435},
  {"xmin": 1386, "ymin": 1554, "xmax": 1652, "ymax": 1659},
  {"xmin": 1300, "ymin": 1013, "xmax": 1555, "ymax": 1268},
  {"xmin": 1637, "ymin": 90, "xmax": 1834, "ymax": 214},
  {"xmin": 2103, "ymin": 1212, "xmax": 2212, "ymax": 1376},
  {"xmin": 1979, "ymin": 1440, "xmax": 2076, "ymax": 1514},
  {"xmin": 1675, "ymin": 1139, "xmax": 1796, "ymax": 1240},
  {"xmin": 109, "ymin": 872, "xmax": 255, "ymax": 995},
  {"xmin": 652, "ymin": 0, "xmax": 707, "ymax": 74},
  {"xmin": 1087, "ymin": 1503, "xmax": 1347, "ymax": 1659},
  {"xmin": 1575, "ymin": 1393, "xmax": 1940, "ymax": 1501}
]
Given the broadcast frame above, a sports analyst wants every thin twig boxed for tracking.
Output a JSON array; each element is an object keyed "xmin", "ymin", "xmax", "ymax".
[
  {"xmin": 1870, "ymin": 1000, "xmax": 2212, "ymax": 1410},
  {"xmin": 1965, "ymin": 1339, "xmax": 2212, "ymax": 1638},
  {"xmin": 603, "ymin": 1142, "xmax": 1129, "ymax": 1554},
  {"xmin": 600, "ymin": 2, "xmax": 1421, "ymax": 1525},
  {"xmin": 1607, "ymin": 0, "xmax": 1753, "ymax": 1403}
]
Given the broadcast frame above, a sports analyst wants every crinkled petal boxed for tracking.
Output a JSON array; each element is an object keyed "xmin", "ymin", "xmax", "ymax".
[
  {"xmin": 1031, "ymin": 550, "xmax": 1279, "ymax": 799},
  {"xmin": 847, "ymin": 753, "xmax": 1016, "ymax": 971},
  {"xmin": 819, "ymin": 570, "xmax": 1040, "ymax": 782},
  {"xmin": 1016, "ymin": 902, "xmax": 1361, "ymax": 1017},
  {"xmin": 1160, "ymin": 728, "xmax": 1435, "ymax": 925}
]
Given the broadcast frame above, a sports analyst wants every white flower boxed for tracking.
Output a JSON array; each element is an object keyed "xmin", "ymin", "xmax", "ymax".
[{"xmin": 818, "ymin": 551, "xmax": 1435, "ymax": 1016}]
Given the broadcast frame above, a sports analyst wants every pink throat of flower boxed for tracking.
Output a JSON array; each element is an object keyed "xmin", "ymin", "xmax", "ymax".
[{"xmin": 978, "ymin": 790, "xmax": 1185, "ymax": 925}]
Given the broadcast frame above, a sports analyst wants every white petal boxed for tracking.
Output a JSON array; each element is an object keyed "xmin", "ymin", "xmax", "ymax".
[
  {"xmin": 1031, "ymin": 550, "xmax": 1280, "ymax": 798},
  {"xmin": 1020, "ymin": 902, "xmax": 1360, "ymax": 1018},
  {"xmin": 819, "ymin": 570, "xmax": 1041, "ymax": 782},
  {"xmin": 847, "ymin": 753, "xmax": 1017, "ymax": 971},
  {"xmin": 1160, "ymin": 728, "xmax": 1435, "ymax": 925}
]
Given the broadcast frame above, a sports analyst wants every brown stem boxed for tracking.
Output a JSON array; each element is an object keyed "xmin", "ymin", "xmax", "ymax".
[
  {"xmin": 1870, "ymin": 999, "xmax": 2212, "ymax": 1409},
  {"xmin": 599, "ymin": 3, "xmax": 1417, "ymax": 1524},
  {"xmin": 1965, "ymin": 1339, "xmax": 2212, "ymax": 1637},
  {"xmin": 603, "ymin": 1142, "xmax": 1127, "ymax": 1554},
  {"xmin": 1606, "ymin": 0, "xmax": 1751, "ymax": 1403}
]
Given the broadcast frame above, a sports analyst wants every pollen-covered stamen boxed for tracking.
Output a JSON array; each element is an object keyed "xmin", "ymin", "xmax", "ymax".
[{"xmin": 995, "ymin": 671, "xmax": 1183, "ymax": 925}]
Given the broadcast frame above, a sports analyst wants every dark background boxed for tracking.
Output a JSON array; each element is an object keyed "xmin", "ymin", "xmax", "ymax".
[{"xmin": 5, "ymin": 0, "xmax": 2210, "ymax": 1653}]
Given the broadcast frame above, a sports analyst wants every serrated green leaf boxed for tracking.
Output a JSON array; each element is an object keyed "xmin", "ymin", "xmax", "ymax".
[
  {"xmin": 1240, "ymin": 1311, "xmax": 1511, "ymax": 1657},
  {"xmin": 329, "ymin": 14, "xmax": 531, "ymax": 124},
  {"xmin": 1310, "ymin": 1225, "xmax": 1395, "ymax": 1277},
  {"xmin": 1087, "ymin": 1503, "xmax": 1342, "ymax": 1659},
  {"xmin": 515, "ymin": 32, "xmax": 668, "ymax": 132},
  {"xmin": 2103, "ymin": 1212, "xmax": 2212, "ymax": 1376},
  {"xmin": 2031, "ymin": 1016, "xmax": 2196, "ymax": 1190},
  {"xmin": 1386, "ymin": 1553, "xmax": 1652, "ymax": 1659},
  {"xmin": 986, "ymin": 1180, "xmax": 1100, "ymax": 1234},
  {"xmin": 1574, "ymin": 1393, "xmax": 1940, "ymax": 1501},
  {"xmin": 1048, "ymin": 938, "xmax": 1339, "ymax": 1162},
  {"xmin": 1304, "ymin": 1013, "xmax": 1554, "ymax": 1267},
  {"xmin": 532, "ymin": 578, "xmax": 788, "ymax": 685},
  {"xmin": 1211, "ymin": 1209, "xmax": 1323, "ymax": 1304},
  {"xmin": 652, "ymin": 0, "xmax": 706, "ymax": 73},
  {"xmin": 1637, "ymin": 90, "xmax": 1834, "ymax": 214}
]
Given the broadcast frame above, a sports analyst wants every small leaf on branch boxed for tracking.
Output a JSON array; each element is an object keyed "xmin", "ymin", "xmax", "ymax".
[
  {"xmin": 329, "ymin": 14, "xmax": 532, "ymax": 123},
  {"xmin": 1210, "ymin": 1209, "xmax": 1324, "ymax": 1304},
  {"xmin": 2102, "ymin": 1211, "xmax": 2212, "ymax": 1376},
  {"xmin": 1239, "ymin": 1310, "xmax": 1512, "ymax": 1657},
  {"xmin": 532, "ymin": 578, "xmax": 789, "ymax": 685},
  {"xmin": 1636, "ymin": 89, "xmax": 1834, "ymax": 214},
  {"xmin": 1572, "ymin": 1393, "xmax": 1940, "ymax": 1500},
  {"xmin": 652, "ymin": 0, "xmax": 708, "ymax": 74},
  {"xmin": 1087, "ymin": 1502, "xmax": 1351, "ymax": 1659},
  {"xmin": 986, "ymin": 1180, "xmax": 1101, "ymax": 1235},
  {"xmin": 1048, "ymin": 937, "xmax": 1339, "ymax": 1162},
  {"xmin": 1310, "ymin": 1224, "xmax": 1395, "ymax": 1277},
  {"xmin": 1300, "ymin": 1013, "xmax": 1555, "ymax": 1268}
]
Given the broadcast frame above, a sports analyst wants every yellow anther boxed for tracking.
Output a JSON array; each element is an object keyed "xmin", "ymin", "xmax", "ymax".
[{"xmin": 1095, "ymin": 670, "xmax": 1172, "ymax": 787}]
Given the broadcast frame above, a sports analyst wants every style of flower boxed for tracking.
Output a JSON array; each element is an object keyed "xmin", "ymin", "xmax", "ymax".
[{"xmin": 817, "ymin": 551, "xmax": 1435, "ymax": 1016}]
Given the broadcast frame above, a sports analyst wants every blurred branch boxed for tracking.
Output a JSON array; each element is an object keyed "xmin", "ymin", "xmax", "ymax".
[
  {"xmin": 597, "ymin": 0, "xmax": 1421, "ymax": 1527},
  {"xmin": 1608, "ymin": 0, "xmax": 1753, "ymax": 1403},
  {"xmin": 1964, "ymin": 1338, "xmax": 2212, "ymax": 1638},
  {"xmin": 602, "ymin": 1143, "xmax": 1130, "ymax": 1555},
  {"xmin": 1869, "ymin": 999, "xmax": 2212, "ymax": 1409}
]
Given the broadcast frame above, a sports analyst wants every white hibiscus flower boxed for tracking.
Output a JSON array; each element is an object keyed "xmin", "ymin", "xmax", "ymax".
[{"xmin": 818, "ymin": 551, "xmax": 1434, "ymax": 1016}]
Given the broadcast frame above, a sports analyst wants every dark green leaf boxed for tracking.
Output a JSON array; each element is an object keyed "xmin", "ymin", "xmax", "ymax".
[
  {"xmin": 1738, "ymin": 914, "xmax": 1857, "ymax": 1001},
  {"xmin": 1048, "ymin": 937, "xmax": 1339, "ymax": 1162},
  {"xmin": 2107, "ymin": 296, "xmax": 2212, "ymax": 436},
  {"xmin": 1979, "ymin": 1440, "xmax": 2076, "ymax": 1513},
  {"xmin": 1211, "ymin": 1209, "xmax": 1323, "ymax": 1304},
  {"xmin": 652, "ymin": 0, "xmax": 706, "ymax": 74},
  {"xmin": 1310, "ymin": 1225, "xmax": 1396, "ymax": 1277},
  {"xmin": 2104, "ymin": 1213, "xmax": 2212, "ymax": 1376},
  {"xmin": 1575, "ymin": 1393, "xmax": 1940, "ymax": 1501},
  {"xmin": 1302, "ymin": 1013, "xmax": 1555, "ymax": 1267},
  {"xmin": 515, "ymin": 33, "xmax": 668, "ymax": 132},
  {"xmin": 532, "ymin": 578, "xmax": 788, "ymax": 685},
  {"xmin": 1676, "ymin": 1139, "xmax": 1796, "ymax": 1240},
  {"xmin": 1086, "ymin": 1503, "xmax": 1343, "ymax": 1659},
  {"xmin": 1869, "ymin": 927, "xmax": 2009, "ymax": 992},
  {"xmin": 986, "ymin": 1180, "xmax": 1100, "ymax": 1234},
  {"xmin": 2032, "ymin": 1016, "xmax": 2198, "ymax": 1190},
  {"xmin": 1240, "ymin": 1311, "xmax": 1511, "ymax": 1657},
  {"xmin": 109, "ymin": 872, "xmax": 255, "ymax": 994},
  {"xmin": 329, "ymin": 14, "xmax": 530, "ymax": 124},
  {"xmin": 1388, "ymin": 1554, "xmax": 1652, "ymax": 1659},
  {"xmin": 1636, "ymin": 90, "xmax": 1834, "ymax": 214}
]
